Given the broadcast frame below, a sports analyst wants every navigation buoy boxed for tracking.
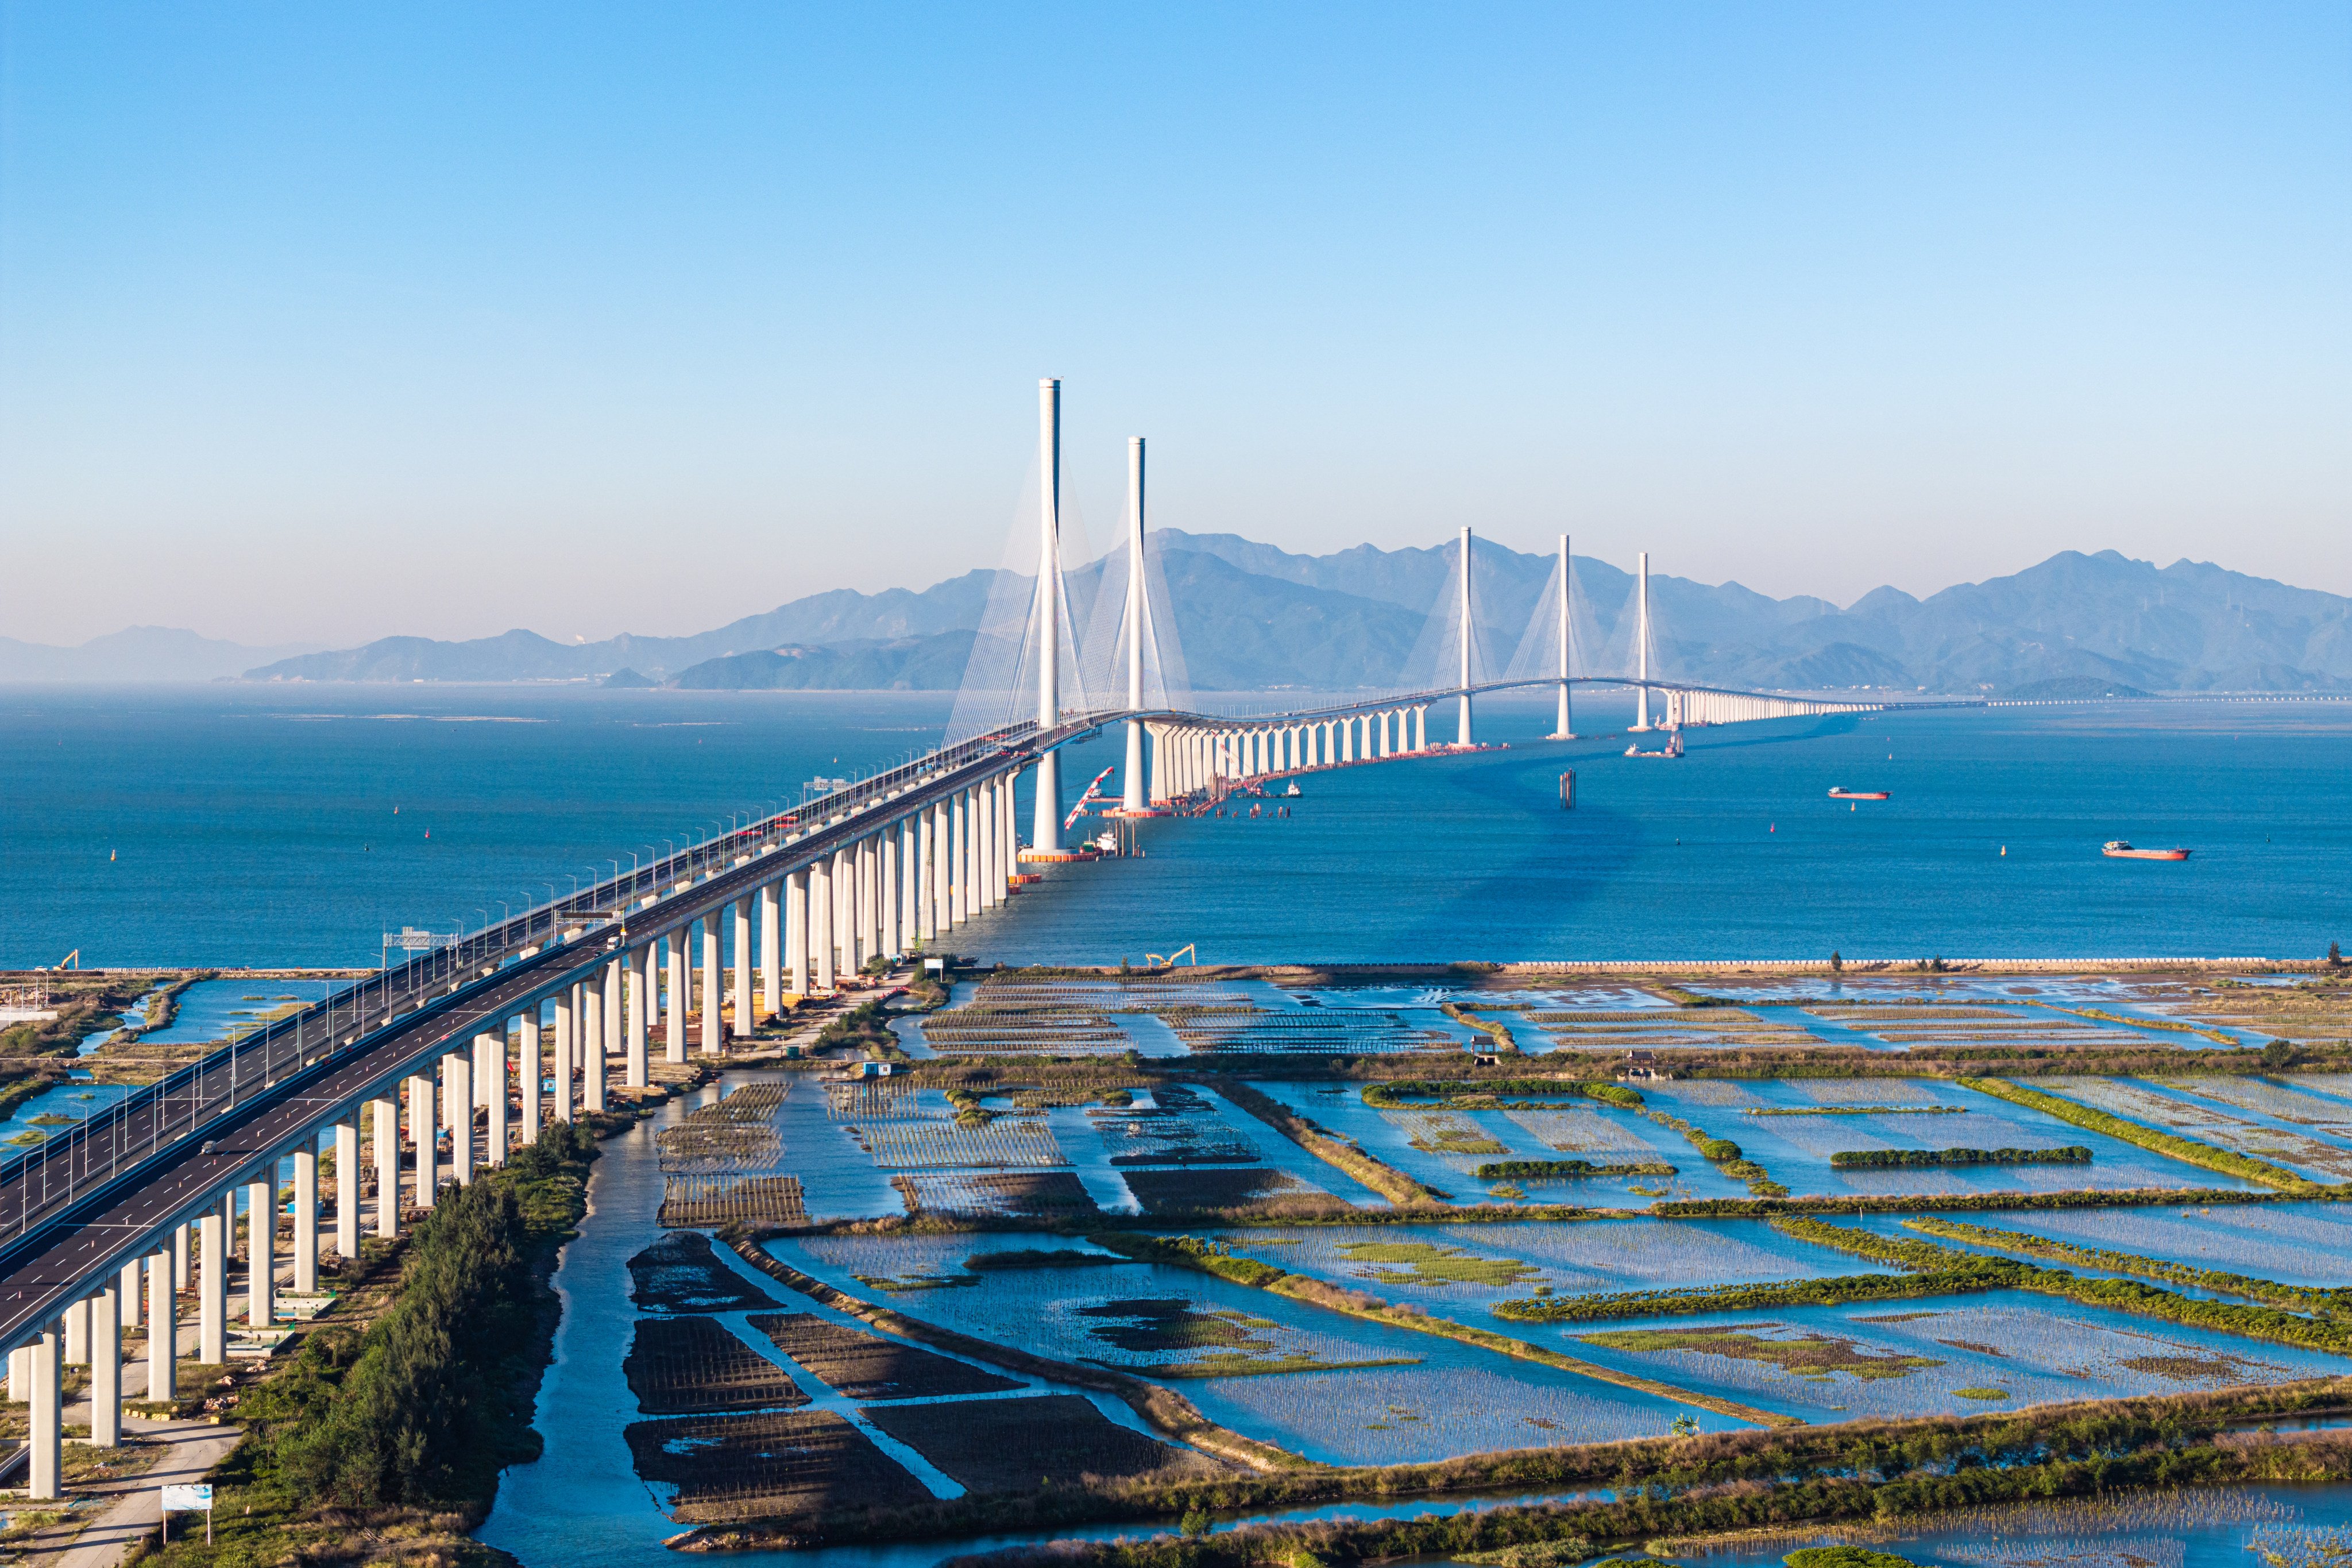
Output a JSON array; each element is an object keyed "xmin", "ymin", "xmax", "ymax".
[{"xmin": 2000, "ymin": 846, "xmax": 2007, "ymax": 856}]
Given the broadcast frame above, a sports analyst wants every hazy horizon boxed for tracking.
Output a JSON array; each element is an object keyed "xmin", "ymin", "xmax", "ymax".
[
  {"xmin": 3, "ymin": 537, "xmax": 2339, "ymax": 662},
  {"xmin": 3, "ymin": 3, "xmax": 2345, "ymax": 648}
]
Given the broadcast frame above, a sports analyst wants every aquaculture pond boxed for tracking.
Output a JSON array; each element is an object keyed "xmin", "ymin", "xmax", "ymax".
[
  {"xmin": 1210, "ymin": 1219, "xmax": 1900, "ymax": 1319},
  {"xmin": 911, "ymin": 974, "xmax": 1485, "ymax": 1059},
  {"xmin": 1641, "ymin": 1077, "xmax": 2258, "ymax": 1196},
  {"xmin": 1898, "ymin": 1200, "xmax": 2352, "ymax": 1288},
  {"xmin": 769, "ymin": 1231, "xmax": 1730, "ymax": 1462},
  {"xmin": 1540, "ymin": 1289, "xmax": 2352, "ymax": 1424},
  {"xmin": 2039, "ymin": 1076, "xmax": 2352, "ymax": 1182},
  {"xmin": 1252, "ymin": 1080, "xmax": 1754, "ymax": 1207},
  {"xmin": 1024, "ymin": 1082, "xmax": 1388, "ymax": 1214},
  {"xmin": 483, "ymin": 1075, "xmax": 1184, "ymax": 1568}
]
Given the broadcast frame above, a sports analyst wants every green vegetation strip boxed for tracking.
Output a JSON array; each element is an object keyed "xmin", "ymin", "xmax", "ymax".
[
  {"xmin": 1828, "ymin": 1145, "xmax": 2090, "ymax": 1169},
  {"xmin": 1743, "ymin": 1106, "xmax": 1965, "ymax": 1117},
  {"xmin": 1476, "ymin": 1160, "xmax": 1679, "ymax": 1181},
  {"xmin": 1441, "ymin": 1002, "xmax": 1521, "ymax": 1054},
  {"xmin": 2029, "ymin": 1000, "xmax": 2241, "ymax": 1046},
  {"xmin": 1364, "ymin": 1078, "xmax": 1644, "ymax": 1110},
  {"xmin": 1768, "ymin": 1216, "xmax": 2352, "ymax": 1357},
  {"xmin": 1215, "ymin": 1079, "xmax": 1448, "ymax": 1204},
  {"xmin": 1492, "ymin": 1269, "xmax": 1994, "ymax": 1324},
  {"xmin": 1955, "ymin": 1076, "xmax": 2315, "ymax": 1189},
  {"xmin": 1899, "ymin": 1215, "xmax": 2349, "ymax": 1314},
  {"xmin": 1646, "ymin": 1184, "xmax": 2315, "ymax": 1220},
  {"xmin": 925, "ymin": 1382, "xmax": 2352, "ymax": 1568}
]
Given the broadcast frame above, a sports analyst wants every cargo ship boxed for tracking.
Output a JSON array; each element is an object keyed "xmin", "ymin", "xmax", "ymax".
[
  {"xmin": 2103, "ymin": 840, "xmax": 2191, "ymax": 860},
  {"xmin": 1828, "ymin": 787, "xmax": 1890, "ymax": 801}
]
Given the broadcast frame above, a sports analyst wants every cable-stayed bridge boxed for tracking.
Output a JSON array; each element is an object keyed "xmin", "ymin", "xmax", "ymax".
[{"xmin": 0, "ymin": 380, "xmax": 1965, "ymax": 1491}]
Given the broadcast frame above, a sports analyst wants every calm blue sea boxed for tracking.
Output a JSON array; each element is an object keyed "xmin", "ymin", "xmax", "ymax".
[{"xmin": 2, "ymin": 685, "xmax": 2347, "ymax": 967}]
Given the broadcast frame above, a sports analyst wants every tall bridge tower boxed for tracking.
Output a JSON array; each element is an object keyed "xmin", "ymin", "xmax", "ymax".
[{"xmin": 1030, "ymin": 377, "xmax": 1064, "ymax": 854}]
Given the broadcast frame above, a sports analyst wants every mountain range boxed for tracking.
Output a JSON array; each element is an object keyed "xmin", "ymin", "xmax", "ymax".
[
  {"xmin": 10, "ymin": 537, "xmax": 2347, "ymax": 694},
  {"xmin": 0, "ymin": 626, "xmax": 322, "ymax": 683}
]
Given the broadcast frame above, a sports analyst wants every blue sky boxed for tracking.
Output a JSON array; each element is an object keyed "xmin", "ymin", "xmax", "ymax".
[{"xmin": 2, "ymin": 2, "xmax": 2345, "ymax": 646}]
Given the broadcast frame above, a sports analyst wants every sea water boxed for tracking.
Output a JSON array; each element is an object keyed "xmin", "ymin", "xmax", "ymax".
[{"xmin": 3, "ymin": 685, "xmax": 2348, "ymax": 967}]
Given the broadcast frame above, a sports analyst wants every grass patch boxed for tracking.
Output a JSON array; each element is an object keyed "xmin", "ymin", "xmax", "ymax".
[
  {"xmin": 1953, "ymin": 1387, "xmax": 2011, "ymax": 1401},
  {"xmin": 1333, "ymin": 1240, "xmax": 1543, "ymax": 1289},
  {"xmin": 1576, "ymin": 1326, "xmax": 1944, "ymax": 1382}
]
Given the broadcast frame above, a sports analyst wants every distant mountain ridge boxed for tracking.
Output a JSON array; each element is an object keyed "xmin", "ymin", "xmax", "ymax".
[
  {"xmin": 13, "ymin": 542, "xmax": 2344, "ymax": 694},
  {"xmin": 0, "ymin": 626, "xmax": 322, "ymax": 682}
]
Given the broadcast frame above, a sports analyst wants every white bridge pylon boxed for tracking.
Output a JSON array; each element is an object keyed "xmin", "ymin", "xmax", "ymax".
[{"xmin": 952, "ymin": 379, "xmax": 1925, "ymax": 822}]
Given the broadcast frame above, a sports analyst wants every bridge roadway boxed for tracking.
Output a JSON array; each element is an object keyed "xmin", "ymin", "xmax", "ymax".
[{"xmin": 0, "ymin": 724, "xmax": 1058, "ymax": 1354}]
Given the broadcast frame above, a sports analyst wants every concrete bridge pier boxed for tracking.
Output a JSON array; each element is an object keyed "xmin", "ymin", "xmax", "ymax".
[
  {"xmin": 580, "ymin": 980, "xmax": 601, "ymax": 1100},
  {"xmin": 602, "ymin": 957, "xmax": 623, "ymax": 1077},
  {"xmin": 553, "ymin": 987, "xmax": 576, "ymax": 1125},
  {"xmin": 732, "ymin": 895, "xmax": 755, "ymax": 1039},
  {"xmin": 248, "ymin": 1177, "xmax": 275, "ymax": 1326},
  {"xmin": 28, "ymin": 1324, "xmax": 57, "ymax": 1499},
  {"xmin": 517, "ymin": 1015, "xmax": 542, "ymax": 1144},
  {"xmin": 700, "ymin": 917, "xmax": 723, "ymax": 1053},
  {"xmin": 199, "ymin": 1207, "xmax": 227, "ymax": 1364},
  {"xmin": 443, "ymin": 1052, "xmax": 473, "ymax": 1185},
  {"xmin": 977, "ymin": 791, "xmax": 997, "ymax": 911},
  {"xmin": 175, "ymin": 1222, "xmax": 189, "ymax": 1289},
  {"xmin": 663, "ymin": 933, "xmax": 685, "ymax": 1063},
  {"xmin": 485, "ymin": 1035, "xmax": 510, "ymax": 1165},
  {"xmin": 147, "ymin": 1248, "xmax": 175, "ymax": 1399},
  {"xmin": 897, "ymin": 820, "xmax": 917, "ymax": 949},
  {"xmin": 999, "ymin": 772, "xmax": 1015, "ymax": 892},
  {"xmin": 91, "ymin": 1282, "xmax": 120, "ymax": 1448},
  {"xmin": 787, "ymin": 868, "xmax": 810, "ymax": 995},
  {"xmin": 858, "ymin": 840, "xmax": 878, "ymax": 966},
  {"xmin": 812, "ymin": 856, "xmax": 835, "ymax": 990},
  {"xmin": 625, "ymin": 945, "xmax": 649, "ymax": 1087},
  {"xmin": 914, "ymin": 812, "xmax": 934, "ymax": 941},
  {"xmin": 761, "ymin": 878, "xmax": 783, "ymax": 1013},
  {"xmin": 950, "ymin": 793, "xmax": 969, "ymax": 925},
  {"xmin": 293, "ymin": 1144, "xmax": 318, "ymax": 1292},
  {"xmin": 584, "ymin": 995, "xmax": 608, "ymax": 1111},
  {"xmin": 373, "ymin": 1097, "xmax": 401, "ymax": 1233},
  {"xmin": 336, "ymin": 1117, "xmax": 361, "ymax": 1257},
  {"xmin": 408, "ymin": 1071, "xmax": 437, "ymax": 1207},
  {"xmin": 64, "ymin": 1296, "xmax": 86, "ymax": 1366},
  {"xmin": 934, "ymin": 800, "xmax": 951, "ymax": 932},
  {"xmin": 121, "ymin": 1258, "xmax": 142, "ymax": 1332}
]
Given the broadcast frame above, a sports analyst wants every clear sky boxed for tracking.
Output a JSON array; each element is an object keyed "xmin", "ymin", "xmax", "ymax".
[{"xmin": 2, "ymin": 2, "xmax": 2346, "ymax": 648}]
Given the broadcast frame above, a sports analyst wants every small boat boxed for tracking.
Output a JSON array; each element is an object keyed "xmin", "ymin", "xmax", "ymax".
[
  {"xmin": 1828, "ymin": 787, "xmax": 1889, "ymax": 801},
  {"xmin": 1284, "ymin": 782, "xmax": 1301, "ymax": 797},
  {"xmin": 2103, "ymin": 840, "xmax": 2191, "ymax": 861}
]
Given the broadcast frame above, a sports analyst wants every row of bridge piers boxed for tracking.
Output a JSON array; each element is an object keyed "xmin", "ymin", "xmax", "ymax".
[
  {"xmin": 1144, "ymin": 703, "xmax": 1438, "ymax": 799},
  {"xmin": 0, "ymin": 763, "xmax": 1035, "ymax": 1499}
]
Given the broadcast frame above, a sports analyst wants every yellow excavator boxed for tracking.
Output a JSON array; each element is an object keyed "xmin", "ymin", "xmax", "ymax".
[{"xmin": 1144, "ymin": 944, "xmax": 1196, "ymax": 968}]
